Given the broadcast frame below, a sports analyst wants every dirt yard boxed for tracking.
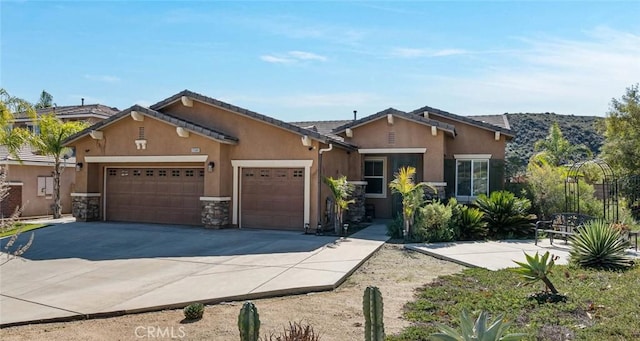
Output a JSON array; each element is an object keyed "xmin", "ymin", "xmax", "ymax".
[{"xmin": 0, "ymin": 244, "xmax": 464, "ymax": 341}]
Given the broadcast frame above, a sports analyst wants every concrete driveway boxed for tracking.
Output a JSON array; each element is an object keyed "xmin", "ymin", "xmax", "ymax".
[{"xmin": 0, "ymin": 221, "xmax": 388, "ymax": 327}]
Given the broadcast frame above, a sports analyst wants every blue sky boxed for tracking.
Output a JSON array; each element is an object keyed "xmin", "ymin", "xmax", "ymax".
[{"xmin": 2, "ymin": 1, "xmax": 639, "ymax": 121}]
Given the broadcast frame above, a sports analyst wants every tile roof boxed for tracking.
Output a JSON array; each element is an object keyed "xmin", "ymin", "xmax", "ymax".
[
  {"xmin": 409, "ymin": 106, "xmax": 514, "ymax": 137},
  {"xmin": 332, "ymin": 108, "xmax": 456, "ymax": 136},
  {"xmin": 468, "ymin": 114, "xmax": 511, "ymax": 130},
  {"xmin": 289, "ymin": 120, "xmax": 352, "ymax": 141},
  {"xmin": 0, "ymin": 145, "xmax": 76, "ymax": 165},
  {"xmin": 150, "ymin": 90, "xmax": 356, "ymax": 150},
  {"xmin": 14, "ymin": 104, "xmax": 119, "ymax": 120},
  {"xmin": 63, "ymin": 105, "xmax": 239, "ymax": 146}
]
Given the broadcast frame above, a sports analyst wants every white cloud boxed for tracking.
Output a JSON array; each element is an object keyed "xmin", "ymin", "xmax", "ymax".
[
  {"xmin": 260, "ymin": 55, "xmax": 295, "ymax": 64},
  {"xmin": 288, "ymin": 51, "xmax": 327, "ymax": 61},
  {"xmin": 83, "ymin": 74, "xmax": 120, "ymax": 83},
  {"xmin": 260, "ymin": 51, "xmax": 328, "ymax": 64},
  {"xmin": 413, "ymin": 27, "xmax": 640, "ymax": 116}
]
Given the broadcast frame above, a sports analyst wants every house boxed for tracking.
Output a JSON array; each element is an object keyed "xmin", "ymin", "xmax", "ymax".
[
  {"xmin": 1, "ymin": 104, "xmax": 119, "ymax": 218},
  {"xmin": 64, "ymin": 90, "xmax": 513, "ymax": 230}
]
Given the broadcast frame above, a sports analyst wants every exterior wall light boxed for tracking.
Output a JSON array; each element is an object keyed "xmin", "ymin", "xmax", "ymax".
[
  {"xmin": 207, "ymin": 161, "xmax": 215, "ymax": 172},
  {"xmin": 75, "ymin": 163, "xmax": 83, "ymax": 171}
]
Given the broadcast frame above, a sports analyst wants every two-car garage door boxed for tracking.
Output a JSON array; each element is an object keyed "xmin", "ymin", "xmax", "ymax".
[{"xmin": 105, "ymin": 168, "xmax": 204, "ymax": 225}]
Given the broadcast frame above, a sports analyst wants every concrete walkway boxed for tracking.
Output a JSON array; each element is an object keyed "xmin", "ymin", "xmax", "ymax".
[
  {"xmin": 407, "ymin": 239, "xmax": 640, "ymax": 270},
  {"xmin": 0, "ymin": 221, "xmax": 389, "ymax": 327}
]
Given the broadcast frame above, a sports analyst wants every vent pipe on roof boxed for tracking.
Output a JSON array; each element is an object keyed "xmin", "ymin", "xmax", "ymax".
[
  {"xmin": 353, "ymin": 110, "xmax": 357, "ymax": 121},
  {"xmin": 81, "ymin": 98, "xmax": 85, "ymax": 106}
]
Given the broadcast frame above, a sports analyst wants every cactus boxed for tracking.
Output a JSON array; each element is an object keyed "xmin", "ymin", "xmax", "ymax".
[
  {"xmin": 183, "ymin": 302, "xmax": 204, "ymax": 320},
  {"xmin": 238, "ymin": 301, "xmax": 260, "ymax": 341},
  {"xmin": 363, "ymin": 286, "xmax": 385, "ymax": 341}
]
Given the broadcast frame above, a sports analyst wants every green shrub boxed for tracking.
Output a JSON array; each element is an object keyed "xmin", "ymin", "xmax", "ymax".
[
  {"xmin": 454, "ymin": 205, "xmax": 488, "ymax": 241},
  {"xmin": 431, "ymin": 310, "xmax": 526, "ymax": 341},
  {"xmin": 413, "ymin": 201, "xmax": 454, "ymax": 242},
  {"xmin": 569, "ymin": 220, "xmax": 634, "ymax": 269},
  {"xmin": 183, "ymin": 302, "xmax": 204, "ymax": 320},
  {"xmin": 474, "ymin": 191, "xmax": 533, "ymax": 239},
  {"xmin": 386, "ymin": 216, "xmax": 404, "ymax": 239},
  {"xmin": 526, "ymin": 162, "xmax": 603, "ymax": 219}
]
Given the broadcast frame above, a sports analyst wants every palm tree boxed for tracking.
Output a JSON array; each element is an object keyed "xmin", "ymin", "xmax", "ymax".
[
  {"xmin": 34, "ymin": 90, "xmax": 54, "ymax": 109},
  {"xmin": 3, "ymin": 89, "xmax": 88, "ymax": 219},
  {"xmin": 25, "ymin": 114, "xmax": 88, "ymax": 218},
  {"xmin": 533, "ymin": 122, "xmax": 592, "ymax": 166},
  {"xmin": 324, "ymin": 175, "xmax": 355, "ymax": 235},
  {"xmin": 388, "ymin": 166, "xmax": 435, "ymax": 241},
  {"xmin": 0, "ymin": 89, "xmax": 35, "ymax": 158}
]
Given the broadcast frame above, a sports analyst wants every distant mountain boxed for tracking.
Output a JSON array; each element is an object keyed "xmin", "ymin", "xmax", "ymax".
[{"xmin": 504, "ymin": 113, "xmax": 605, "ymax": 173}]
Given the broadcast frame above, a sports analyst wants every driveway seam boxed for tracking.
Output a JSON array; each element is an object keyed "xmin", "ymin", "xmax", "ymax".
[
  {"xmin": 0, "ymin": 294, "xmax": 84, "ymax": 315},
  {"xmin": 247, "ymin": 244, "xmax": 332, "ymax": 294}
]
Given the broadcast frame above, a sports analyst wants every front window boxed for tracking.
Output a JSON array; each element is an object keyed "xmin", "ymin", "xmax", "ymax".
[
  {"xmin": 456, "ymin": 159, "xmax": 489, "ymax": 200},
  {"xmin": 364, "ymin": 157, "xmax": 386, "ymax": 198}
]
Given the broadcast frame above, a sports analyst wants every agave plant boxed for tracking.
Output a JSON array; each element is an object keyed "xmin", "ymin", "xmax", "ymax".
[
  {"xmin": 431, "ymin": 310, "xmax": 526, "ymax": 341},
  {"xmin": 511, "ymin": 251, "xmax": 558, "ymax": 294},
  {"xmin": 569, "ymin": 220, "xmax": 633, "ymax": 269}
]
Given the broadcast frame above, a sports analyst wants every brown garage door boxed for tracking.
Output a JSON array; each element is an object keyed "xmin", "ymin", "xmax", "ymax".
[
  {"xmin": 241, "ymin": 168, "xmax": 304, "ymax": 230},
  {"xmin": 105, "ymin": 168, "xmax": 204, "ymax": 225}
]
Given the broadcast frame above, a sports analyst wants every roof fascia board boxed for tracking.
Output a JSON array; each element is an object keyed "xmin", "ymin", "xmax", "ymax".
[
  {"xmin": 151, "ymin": 91, "xmax": 355, "ymax": 150},
  {"xmin": 415, "ymin": 109, "xmax": 514, "ymax": 137},
  {"xmin": 63, "ymin": 106, "xmax": 238, "ymax": 146}
]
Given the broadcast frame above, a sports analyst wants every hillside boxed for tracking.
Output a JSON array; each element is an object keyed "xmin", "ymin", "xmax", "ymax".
[{"xmin": 504, "ymin": 112, "xmax": 605, "ymax": 173}]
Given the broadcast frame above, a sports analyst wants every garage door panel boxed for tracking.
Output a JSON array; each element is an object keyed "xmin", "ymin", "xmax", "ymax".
[
  {"xmin": 241, "ymin": 167, "xmax": 304, "ymax": 230},
  {"xmin": 106, "ymin": 168, "xmax": 204, "ymax": 225}
]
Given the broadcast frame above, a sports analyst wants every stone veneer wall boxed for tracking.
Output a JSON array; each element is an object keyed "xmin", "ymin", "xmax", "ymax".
[
  {"xmin": 346, "ymin": 181, "xmax": 367, "ymax": 224},
  {"xmin": 72, "ymin": 195, "xmax": 101, "ymax": 221},
  {"xmin": 201, "ymin": 198, "xmax": 230, "ymax": 229}
]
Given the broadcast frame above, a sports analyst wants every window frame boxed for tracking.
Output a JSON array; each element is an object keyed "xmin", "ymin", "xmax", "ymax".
[
  {"xmin": 37, "ymin": 176, "xmax": 54, "ymax": 197},
  {"xmin": 455, "ymin": 156, "xmax": 490, "ymax": 202},
  {"xmin": 363, "ymin": 157, "xmax": 387, "ymax": 199}
]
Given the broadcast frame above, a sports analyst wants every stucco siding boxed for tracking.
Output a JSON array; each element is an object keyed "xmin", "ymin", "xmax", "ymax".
[{"xmin": 5, "ymin": 164, "xmax": 74, "ymax": 217}]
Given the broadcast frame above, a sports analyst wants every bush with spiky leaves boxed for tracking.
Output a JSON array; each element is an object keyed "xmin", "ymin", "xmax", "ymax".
[
  {"xmin": 474, "ymin": 191, "xmax": 533, "ymax": 239},
  {"xmin": 454, "ymin": 205, "xmax": 488, "ymax": 241},
  {"xmin": 569, "ymin": 220, "xmax": 634, "ymax": 269},
  {"xmin": 183, "ymin": 302, "xmax": 204, "ymax": 320},
  {"xmin": 511, "ymin": 251, "xmax": 558, "ymax": 294},
  {"xmin": 431, "ymin": 310, "xmax": 526, "ymax": 341},
  {"xmin": 263, "ymin": 321, "xmax": 320, "ymax": 341}
]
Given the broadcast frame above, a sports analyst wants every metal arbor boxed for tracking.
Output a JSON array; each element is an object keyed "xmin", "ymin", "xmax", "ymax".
[{"xmin": 565, "ymin": 159, "xmax": 618, "ymax": 222}]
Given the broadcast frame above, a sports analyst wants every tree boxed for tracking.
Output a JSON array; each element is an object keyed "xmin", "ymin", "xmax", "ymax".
[
  {"xmin": 1, "ymin": 89, "xmax": 88, "ymax": 218},
  {"xmin": 388, "ymin": 166, "xmax": 435, "ymax": 241},
  {"xmin": 532, "ymin": 122, "xmax": 591, "ymax": 166},
  {"xmin": 324, "ymin": 175, "xmax": 355, "ymax": 235},
  {"xmin": 601, "ymin": 84, "xmax": 640, "ymax": 177},
  {"xmin": 34, "ymin": 90, "xmax": 54, "ymax": 109},
  {"xmin": 0, "ymin": 89, "xmax": 35, "ymax": 158}
]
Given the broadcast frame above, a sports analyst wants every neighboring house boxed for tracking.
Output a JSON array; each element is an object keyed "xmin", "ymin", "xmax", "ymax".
[
  {"xmin": 1, "ymin": 104, "xmax": 119, "ymax": 218},
  {"xmin": 64, "ymin": 90, "xmax": 513, "ymax": 230}
]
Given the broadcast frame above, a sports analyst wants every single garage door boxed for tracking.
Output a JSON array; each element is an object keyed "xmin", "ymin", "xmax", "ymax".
[
  {"xmin": 241, "ymin": 168, "xmax": 304, "ymax": 229},
  {"xmin": 106, "ymin": 168, "xmax": 204, "ymax": 225}
]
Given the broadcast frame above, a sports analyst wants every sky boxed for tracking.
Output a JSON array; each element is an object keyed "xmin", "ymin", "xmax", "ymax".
[{"xmin": 1, "ymin": 1, "xmax": 639, "ymax": 122}]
